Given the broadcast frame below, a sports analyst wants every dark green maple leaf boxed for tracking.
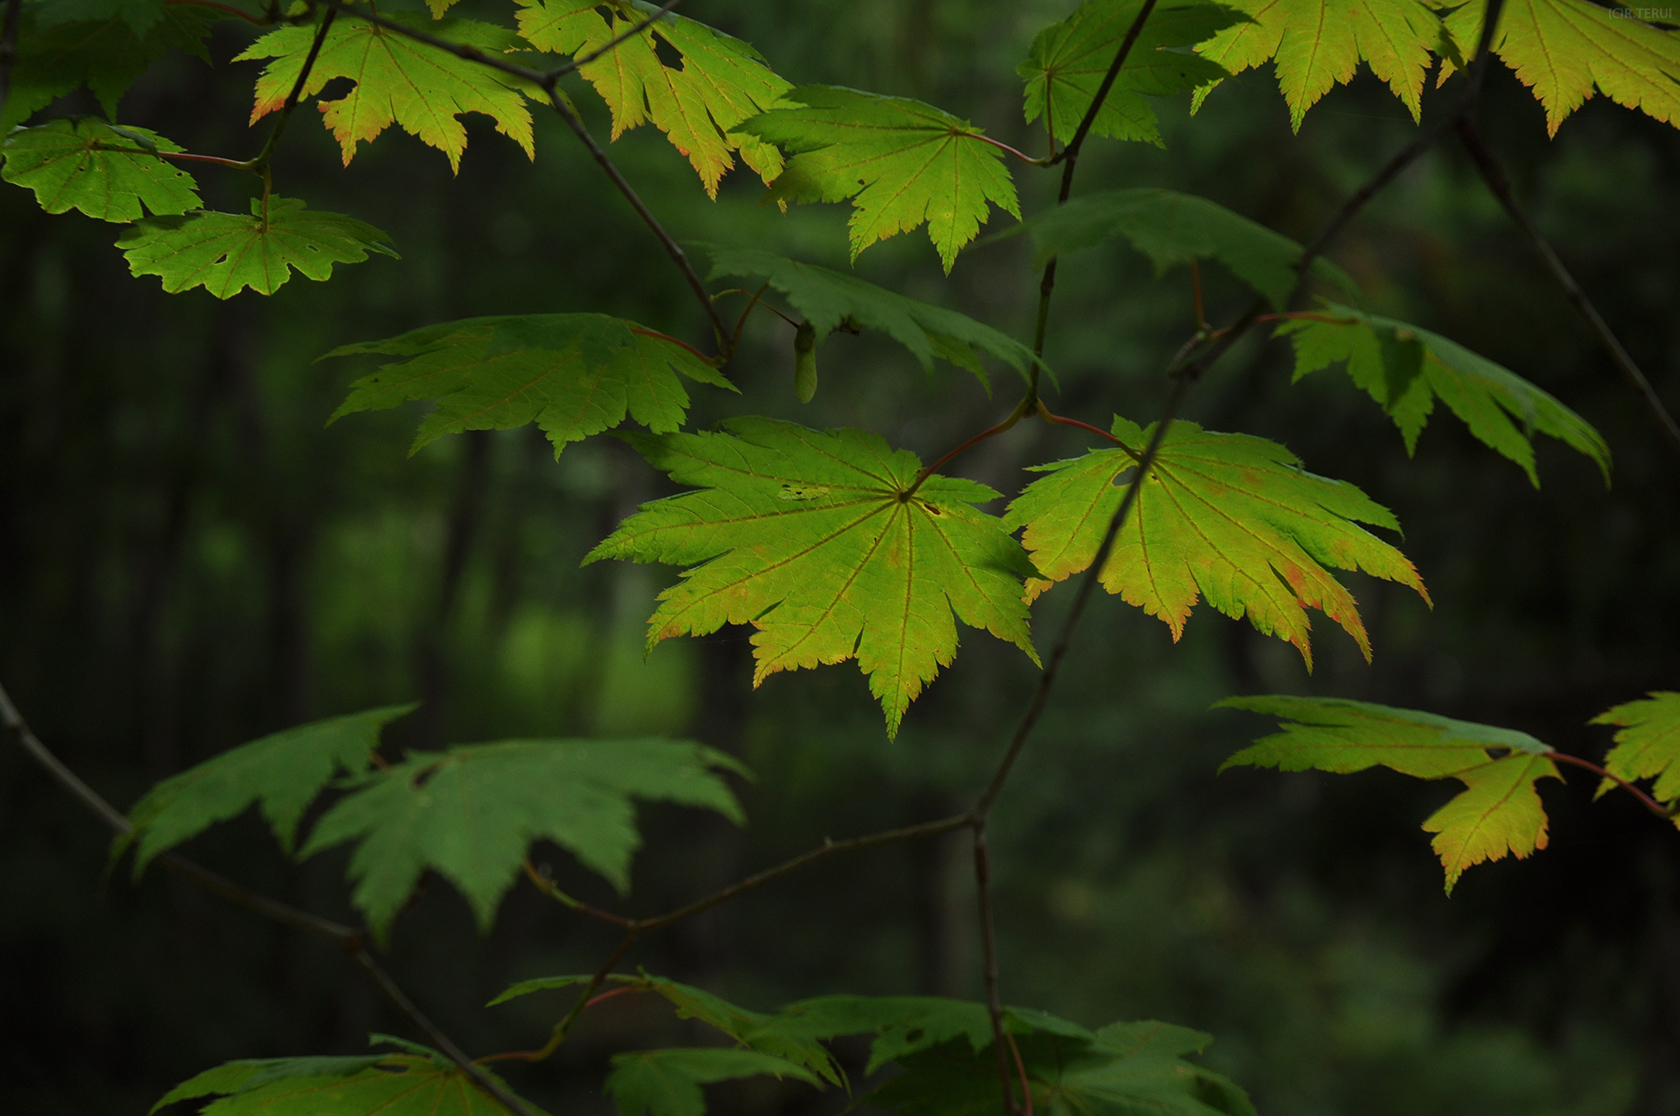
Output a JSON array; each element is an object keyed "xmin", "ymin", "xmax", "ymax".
[
  {"xmin": 586, "ymin": 418, "xmax": 1040, "ymax": 736},
  {"xmin": 1005, "ymin": 416, "xmax": 1427, "ymax": 668},
  {"xmin": 1221, "ymin": 696, "xmax": 1562, "ymax": 891},
  {"xmin": 118, "ymin": 196, "xmax": 398, "ymax": 298},
  {"xmin": 300, "ymin": 737, "xmax": 747, "ymax": 936},
  {"xmin": 737, "ymin": 86, "xmax": 1021, "ymax": 272},
  {"xmin": 117, "ymin": 704, "xmax": 415, "ymax": 875},
  {"xmin": 1279, "ymin": 303, "xmax": 1611, "ymax": 486},
  {"xmin": 153, "ymin": 1045, "xmax": 535, "ymax": 1116},
  {"xmin": 1018, "ymin": 186, "xmax": 1355, "ymax": 309},
  {"xmin": 1020, "ymin": 0, "xmax": 1241, "ymax": 147},
  {"xmin": 2, "ymin": 117, "xmax": 200, "ymax": 221},
  {"xmin": 1592, "ymin": 691, "xmax": 1680, "ymax": 819},
  {"xmin": 705, "ymin": 245, "xmax": 1041, "ymax": 391},
  {"xmin": 3, "ymin": 3, "xmax": 221, "ymax": 130},
  {"xmin": 326, "ymin": 314, "xmax": 732, "ymax": 456}
]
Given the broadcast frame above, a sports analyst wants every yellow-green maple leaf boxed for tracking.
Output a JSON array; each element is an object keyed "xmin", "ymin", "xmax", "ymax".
[
  {"xmin": 736, "ymin": 87, "xmax": 1022, "ymax": 272},
  {"xmin": 1004, "ymin": 416, "xmax": 1428, "ymax": 668},
  {"xmin": 1222, "ymin": 696, "xmax": 1561, "ymax": 892},
  {"xmin": 1442, "ymin": 0, "xmax": 1680, "ymax": 134},
  {"xmin": 586, "ymin": 418, "xmax": 1040, "ymax": 736},
  {"xmin": 1193, "ymin": 0, "xmax": 1453, "ymax": 129},
  {"xmin": 516, "ymin": 0, "xmax": 791, "ymax": 195},
  {"xmin": 236, "ymin": 15, "xmax": 535, "ymax": 172},
  {"xmin": 1591, "ymin": 691, "xmax": 1680, "ymax": 819}
]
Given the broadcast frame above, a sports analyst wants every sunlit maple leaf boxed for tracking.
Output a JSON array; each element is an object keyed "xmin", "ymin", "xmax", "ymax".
[
  {"xmin": 1221, "ymin": 695, "xmax": 1561, "ymax": 891},
  {"xmin": 1004, "ymin": 416, "xmax": 1428, "ymax": 667},
  {"xmin": 737, "ymin": 87, "xmax": 1022, "ymax": 272},
  {"xmin": 1279, "ymin": 303, "xmax": 1611, "ymax": 486},
  {"xmin": 1592, "ymin": 691, "xmax": 1680, "ymax": 819},
  {"xmin": 1020, "ymin": 0, "xmax": 1241, "ymax": 147},
  {"xmin": 587, "ymin": 418, "xmax": 1040, "ymax": 735},
  {"xmin": 1441, "ymin": 0, "xmax": 1680, "ymax": 134},
  {"xmin": 516, "ymin": 0, "xmax": 792, "ymax": 194},
  {"xmin": 2, "ymin": 117, "xmax": 200, "ymax": 221},
  {"xmin": 117, "ymin": 196, "xmax": 397, "ymax": 298},
  {"xmin": 1191, "ymin": 0, "xmax": 1454, "ymax": 129},
  {"xmin": 236, "ymin": 14, "xmax": 535, "ymax": 172}
]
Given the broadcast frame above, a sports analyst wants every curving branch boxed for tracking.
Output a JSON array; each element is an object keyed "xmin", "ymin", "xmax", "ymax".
[{"xmin": 1454, "ymin": 117, "xmax": 1680, "ymax": 456}]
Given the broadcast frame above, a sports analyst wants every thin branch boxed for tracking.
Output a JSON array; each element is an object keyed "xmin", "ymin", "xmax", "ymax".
[
  {"xmin": 337, "ymin": 3, "xmax": 552, "ymax": 88},
  {"xmin": 548, "ymin": 0, "xmax": 686, "ymax": 79},
  {"xmin": 0, "ymin": 680, "xmax": 541, "ymax": 1116},
  {"xmin": 505, "ymin": 932, "xmax": 641, "ymax": 1063},
  {"xmin": 0, "ymin": 0, "xmax": 22, "ymax": 124},
  {"xmin": 974, "ymin": 821, "xmax": 1019, "ymax": 1116},
  {"xmin": 1549, "ymin": 751, "xmax": 1674, "ymax": 819},
  {"xmin": 352, "ymin": 948, "xmax": 545, "ymax": 1116},
  {"xmin": 1454, "ymin": 117, "xmax": 1680, "ymax": 456},
  {"xmin": 248, "ymin": 1, "xmax": 340, "ymax": 172},
  {"xmin": 1030, "ymin": 0, "xmax": 1160, "ymax": 380},
  {"xmin": 522, "ymin": 858, "xmax": 635, "ymax": 927}
]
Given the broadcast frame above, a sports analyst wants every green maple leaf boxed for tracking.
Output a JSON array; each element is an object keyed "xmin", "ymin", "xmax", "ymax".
[
  {"xmin": 1004, "ymin": 417, "xmax": 1427, "ymax": 668},
  {"xmin": 236, "ymin": 14, "xmax": 535, "ymax": 172},
  {"xmin": 3, "ymin": 3, "xmax": 220, "ymax": 130},
  {"xmin": 1191, "ymin": 0, "xmax": 1454, "ymax": 129},
  {"xmin": 871, "ymin": 1023, "xmax": 1253, "ymax": 1116},
  {"xmin": 1592, "ymin": 691, "xmax": 1680, "ymax": 817},
  {"xmin": 325, "ymin": 314, "xmax": 732, "ymax": 456},
  {"xmin": 1018, "ymin": 186, "xmax": 1356, "ymax": 309},
  {"xmin": 1279, "ymin": 303, "xmax": 1611, "ymax": 486},
  {"xmin": 1441, "ymin": 0, "xmax": 1680, "ymax": 134},
  {"xmin": 517, "ymin": 1, "xmax": 791, "ymax": 194},
  {"xmin": 1220, "ymin": 695, "xmax": 1562, "ymax": 892},
  {"xmin": 1, "ymin": 117, "xmax": 200, "ymax": 221},
  {"xmin": 116, "ymin": 704, "xmax": 415, "ymax": 876},
  {"xmin": 153, "ymin": 1047, "xmax": 534, "ymax": 1116},
  {"xmin": 704, "ymin": 245, "xmax": 1042, "ymax": 391},
  {"xmin": 1020, "ymin": 0, "xmax": 1242, "ymax": 147},
  {"xmin": 737, "ymin": 87, "xmax": 1022, "ymax": 272},
  {"xmin": 117, "ymin": 196, "xmax": 397, "ymax": 298},
  {"xmin": 607, "ymin": 1049, "xmax": 821, "ymax": 1116},
  {"xmin": 586, "ymin": 418, "xmax": 1040, "ymax": 736},
  {"xmin": 300, "ymin": 737, "xmax": 746, "ymax": 937}
]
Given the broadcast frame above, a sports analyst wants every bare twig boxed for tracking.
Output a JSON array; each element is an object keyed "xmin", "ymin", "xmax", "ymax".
[
  {"xmin": 0, "ymin": 680, "xmax": 541, "ymax": 1116},
  {"xmin": 249, "ymin": 1, "xmax": 340, "ymax": 173},
  {"xmin": 1454, "ymin": 117, "xmax": 1680, "ymax": 456},
  {"xmin": 974, "ymin": 822, "xmax": 1019, "ymax": 1115}
]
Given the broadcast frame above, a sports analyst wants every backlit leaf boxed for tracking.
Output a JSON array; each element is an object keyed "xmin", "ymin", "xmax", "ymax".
[
  {"xmin": 516, "ymin": 0, "xmax": 792, "ymax": 194},
  {"xmin": 300, "ymin": 737, "xmax": 746, "ymax": 936},
  {"xmin": 1018, "ymin": 186, "xmax": 1355, "ymax": 309},
  {"xmin": 235, "ymin": 14, "xmax": 535, "ymax": 172},
  {"xmin": 1279, "ymin": 303, "xmax": 1611, "ymax": 486},
  {"xmin": 118, "ymin": 705, "xmax": 416, "ymax": 874},
  {"xmin": 1004, "ymin": 417, "xmax": 1427, "ymax": 668},
  {"xmin": 1220, "ymin": 695, "xmax": 1561, "ymax": 891},
  {"xmin": 1020, "ymin": 0, "xmax": 1241, "ymax": 147},
  {"xmin": 607, "ymin": 1049, "xmax": 821, "ymax": 1116},
  {"xmin": 117, "ymin": 196, "xmax": 398, "ymax": 298},
  {"xmin": 1191, "ymin": 0, "xmax": 1454, "ymax": 129},
  {"xmin": 325, "ymin": 314, "xmax": 732, "ymax": 456},
  {"xmin": 1442, "ymin": 0, "xmax": 1680, "ymax": 135},
  {"xmin": 738, "ymin": 87, "xmax": 1022, "ymax": 272},
  {"xmin": 153, "ymin": 1047, "xmax": 533, "ymax": 1116},
  {"xmin": 1592, "ymin": 691, "xmax": 1680, "ymax": 814},
  {"xmin": 705, "ymin": 245, "xmax": 1041, "ymax": 388},
  {"xmin": 1, "ymin": 117, "xmax": 200, "ymax": 221},
  {"xmin": 586, "ymin": 418, "xmax": 1041, "ymax": 736},
  {"xmin": 2, "ymin": 4, "xmax": 220, "ymax": 130}
]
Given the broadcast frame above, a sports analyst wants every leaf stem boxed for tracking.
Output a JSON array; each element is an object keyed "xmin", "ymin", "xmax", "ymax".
[
  {"xmin": 1454, "ymin": 116, "xmax": 1680, "ymax": 456},
  {"xmin": 1034, "ymin": 400, "xmax": 1132, "ymax": 455},
  {"xmin": 628, "ymin": 326, "xmax": 722, "ymax": 367},
  {"xmin": 1005, "ymin": 1031, "xmax": 1036, "ymax": 1116},
  {"xmin": 1549, "ymin": 751, "xmax": 1673, "ymax": 819},
  {"xmin": 973, "ymin": 133, "xmax": 1053, "ymax": 166},
  {"xmin": 904, "ymin": 398, "xmax": 1030, "ymax": 499}
]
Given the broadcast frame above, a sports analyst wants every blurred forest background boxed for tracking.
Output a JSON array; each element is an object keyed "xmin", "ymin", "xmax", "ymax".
[{"xmin": 2, "ymin": 1, "xmax": 1678, "ymax": 1113}]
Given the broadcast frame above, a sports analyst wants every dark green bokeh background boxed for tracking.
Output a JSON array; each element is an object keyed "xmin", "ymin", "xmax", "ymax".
[{"xmin": 2, "ymin": 1, "xmax": 1677, "ymax": 1112}]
